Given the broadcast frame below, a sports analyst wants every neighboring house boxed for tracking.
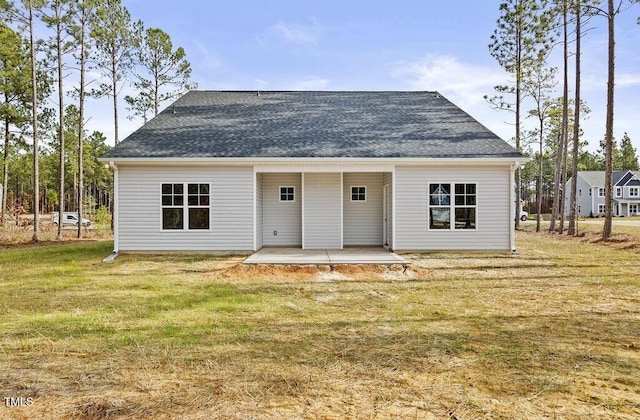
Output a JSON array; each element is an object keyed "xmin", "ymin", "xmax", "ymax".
[
  {"xmin": 565, "ymin": 170, "xmax": 640, "ymax": 217},
  {"xmin": 99, "ymin": 91, "xmax": 527, "ymax": 253}
]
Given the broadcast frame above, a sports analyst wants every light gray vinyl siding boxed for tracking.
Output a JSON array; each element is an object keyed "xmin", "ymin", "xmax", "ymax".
[
  {"xmin": 394, "ymin": 166, "xmax": 511, "ymax": 251},
  {"xmin": 568, "ymin": 175, "xmax": 595, "ymax": 217},
  {"xmin": 262, "ymin": 173, "xmax": 302, "ymax": 246},
  {"xmin": 383, "ymin": 172, "xmax": 393, "ymax": 249},
  {"xmin": 343, "ymin": 173, "xmax": 383, "ymax": 246},
  {"xmin": 117, "ymin": 165, "xmax": 254, "ymax": 251},
  {"xmin": 255, "ymin": 173, "xmax": 263, "ymax": 250},
  {"xmin": 303, "ymin": 173, "xmax": 341, "ymax": 249}
]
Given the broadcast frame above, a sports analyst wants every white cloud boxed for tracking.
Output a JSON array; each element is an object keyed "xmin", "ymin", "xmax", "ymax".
[
  {"xmin": 392, "ymin": 54, "xmax": 508, "ymax": 108},
  {"xmin": 618, "ymin": 72, "xmax": 640, "ymax": 87},
  {"xmin": 192, "ymin": 40, "xmax": 226, "ymax": 71},
  {"xmin": 261, "ymin": 20, "xmax": 320, "ymax": 46},
  {"xmin": 392, "ymin": 54, "xmax": 515, "ymax": 141}
]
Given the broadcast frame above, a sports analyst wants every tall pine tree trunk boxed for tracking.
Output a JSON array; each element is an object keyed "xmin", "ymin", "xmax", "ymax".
[
  {"xmin": 77, "ymin": 3, "xmax": 86, "ymax": 239},
  {"xmin": 56, "ymin": 0, "xmax": 65, "ymax": 240},
  {"xmin": 602, "ymin": 0, "xmax": 615, "ymax": 240},
  {"xmin": 111, "ymin": 51, "xmax": 119, "ymax": 144},
  {"xmin": 568, "ymin": 0, "xmax": 581, "ymax": 236},
  {"xmin": 536, "ymin": 117, "xmax": 544, "ymax": 232},
  {"xmin": 2, "ymin": 117, "xmax": 9, "ymax": 225},
  {"xmin": 550, "ymin": 0, "xmax": 569, "ymax": 234},
  {"xmin": 28, "ymin": 1, "xmax": 39, "ymax": 243}
]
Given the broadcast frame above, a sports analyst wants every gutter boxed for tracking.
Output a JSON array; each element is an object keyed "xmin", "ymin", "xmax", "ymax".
[{"xmin": 106, "ymin": 161, "xmax": 119, "ymax": 260}]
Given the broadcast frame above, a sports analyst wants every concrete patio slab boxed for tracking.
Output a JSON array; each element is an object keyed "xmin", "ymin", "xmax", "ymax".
[{"xmin": 243, "ymin": 247, "xmax": 407, "ymax": 265}]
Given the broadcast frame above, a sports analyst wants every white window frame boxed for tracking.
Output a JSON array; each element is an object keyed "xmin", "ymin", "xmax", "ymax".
[
  {"xmin": 350, "ymin": 186, "xmax": 367, "ymax": 202},
  {"xmin": 427, "ymin": 182, "xmax": 477, "ymax": 231},
  {"xmin": 629, "ymin": 187, "xmax": 639, "ymax": 197},
  {"xmin": 615, "ymin": 187, "xmax": 622, "ymax": 198},
  {"xmin": 598, "ymin": 204, "xmax": 606, "ymax": 214},
  {"xmin": 598, "ymin": 188, "xmax": 605, "ymax": 197},
  {"xmin": 630, "ymin": 204, "xmax": 639, "ymax": 215},
  {"xmin": 160, "ymin": 182, "xmax": 211, "ymax": 231},
  {"xmin": 279, "ymin": 186, "xmax": 295, "ymax": 202}
]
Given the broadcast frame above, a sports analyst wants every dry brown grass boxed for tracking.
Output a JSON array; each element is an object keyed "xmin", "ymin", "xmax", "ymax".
[
  {"xmin": 0, "ymin": 218, "xmax": 111, "ymax": 246},
  {"xmin": 0, "ymin": 233, "xmax": 639, "ymax": 419}
]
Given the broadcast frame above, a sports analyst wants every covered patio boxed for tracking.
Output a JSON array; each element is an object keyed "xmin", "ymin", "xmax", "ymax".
[{"xmin": 243, "ymin": 247, "xmax": 407, "ymax": 265}]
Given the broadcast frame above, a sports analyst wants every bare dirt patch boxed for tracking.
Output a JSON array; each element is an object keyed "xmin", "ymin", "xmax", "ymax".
[{"xmin": 218, "ymin": 263, "xmax": 419, "ymax": 284}]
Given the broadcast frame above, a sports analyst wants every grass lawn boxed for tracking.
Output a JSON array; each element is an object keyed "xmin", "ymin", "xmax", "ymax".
[{"xmin": 0, "ymin": 233, "xmax": 639, "ymax": 419}]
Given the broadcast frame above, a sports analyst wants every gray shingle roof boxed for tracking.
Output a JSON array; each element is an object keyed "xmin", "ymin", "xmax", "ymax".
[
  {"xmin": 102, "ymin": 91, "xmax": 523, "ymax": 159},
  {"xmin": 577, "ymin": 170, "xmax": 640, "ymax": 187}
]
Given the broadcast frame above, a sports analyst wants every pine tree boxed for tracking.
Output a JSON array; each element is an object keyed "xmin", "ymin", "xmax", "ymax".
[
  {"xmin": 523, "ymin": 63, "xmax": 557, "ymax": 232},
  {"xmin": 619, "ymin": 132, "xmax": 639, "ymax": 170},
  {"xmin": 0, "ymin": 22, "xmax": 31, "ymax": 224},
  {"xmin": 41, "ymin": 0, "xmax": 73, "ymax": 239},
  {"xmin": 487, "ymin": 0, "xmax": 555, "ymax": 229},
  {"xmin": 126, "ymin": 21, "xmax": 196, "ymax": 122},
  {"xmin": 90, "ymin": 0, "xmax": 133, "ymax": 144}
]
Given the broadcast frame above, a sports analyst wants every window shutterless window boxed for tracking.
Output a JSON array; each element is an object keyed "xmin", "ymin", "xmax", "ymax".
[
  {"xmin": 630, "ymin": 187, "xmax": 639, "ymax": 197},
  {"xmin": 428, "ymin": 183, "xmax": 476, "ymax": 230},
  {"xmin": 279, "ymin": 186, "xmax": 295, "ymax": 202},
  {"xmin": 161, "ymin": 183, "xmax": 210, "ymax": 230},
  {"xmin": 351, "ymin": 186, "xmax": 366, "ymax": 201}
]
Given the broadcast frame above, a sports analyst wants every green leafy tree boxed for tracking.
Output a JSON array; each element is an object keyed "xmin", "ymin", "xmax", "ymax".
[
  {"xmin": 126, "ymin": 21, "xmax": 196, "ymax": 122},
  {"xmin": 90, "ymin": 0, "xmax": 133, "ymax": 144},
  {"xmin": 487, "ymin": 0, "xmax": 555, "ymax": 228},
  {"xmin": 0, "ymin": 22, "xmax": 31, "ymax": 224},
  {"xmin": 578, "ymin": 149, "xmax": 603, "ymax": 170},
  {"xmin": 619, "ymin": 132, "xmax": 639, "ymax": 170},
  {"xmin": 1, "ymin": 0, "xmax": 47, "ymax": 241}
]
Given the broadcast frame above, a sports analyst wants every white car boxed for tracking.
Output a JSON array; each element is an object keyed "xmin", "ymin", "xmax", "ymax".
[
  {"xmin": 53, "ymin": 212, "xmax": 92, "ymax": 227},
  {"xmin": 520, "ymin": 210, "xmax": 529, "ymax": 222}
]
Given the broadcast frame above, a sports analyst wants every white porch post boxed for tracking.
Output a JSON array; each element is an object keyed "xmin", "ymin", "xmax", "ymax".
[
  {"xmin": 392, "ymin": 166, "xmax": 396, "ymax": 251},
  {"xmin": 252, "ymin": 167, "xmax": 257, "ymax": 251},
  {"xmin": 340, "ymin": 172, "xmax": 344, "ymax": 249},
  {"xmin": 301, "ymin": 172, "xmax": 305, "ymax": 249}
]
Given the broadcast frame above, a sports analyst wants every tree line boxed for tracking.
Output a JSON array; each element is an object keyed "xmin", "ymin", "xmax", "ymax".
[
  {"xmin": 0, "ymin": 0, "xmax": 196, "ymax": 241},
  {"xmin": 487, "ymin": 0, "xmax": 640, "ymax": 239}
]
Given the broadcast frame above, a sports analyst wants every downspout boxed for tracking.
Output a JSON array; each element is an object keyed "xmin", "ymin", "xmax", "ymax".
[{"xmin": 103, "ymin": 161, "xmax": 119, "ymax": 262}]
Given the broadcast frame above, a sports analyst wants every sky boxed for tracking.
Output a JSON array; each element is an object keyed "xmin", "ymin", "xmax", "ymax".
[{"xmin": 88, "ymin": 0, "xmax": 640, "ymax": 154}]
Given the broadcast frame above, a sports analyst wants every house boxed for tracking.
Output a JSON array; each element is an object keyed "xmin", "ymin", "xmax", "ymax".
[
  {"xmin": 564, "ymin": 170, "xmax": 640, "ymax": 217},
  {"xmin": 99, "ymin": 91, "xmax": 527, "ymax": 253}
]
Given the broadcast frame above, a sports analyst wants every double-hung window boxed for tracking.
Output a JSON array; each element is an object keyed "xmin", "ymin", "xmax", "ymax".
[
  {"xmin": 630, "ymin": 187, "xmax": 639, "ymax": 198},
  {"xmin": 428, "ymin": 183, "xmax": 476, "ymax": 230},
  {"xmin": 161, "ymin": 183, "xmax": 210, "ymax": 230}
]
